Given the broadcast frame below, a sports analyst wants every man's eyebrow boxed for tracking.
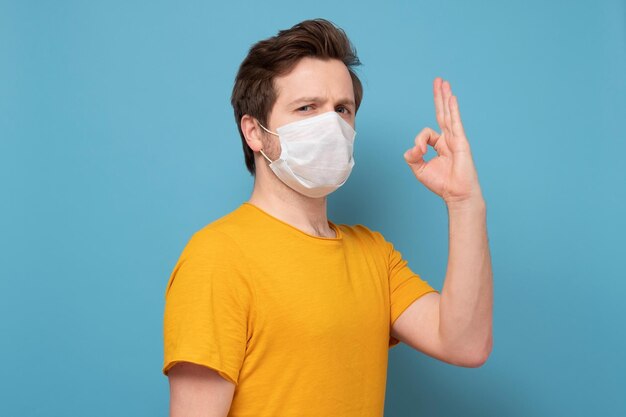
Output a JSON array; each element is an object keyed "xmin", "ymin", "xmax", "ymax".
[{"xmin": 286, "ymin": 97, "xmax": 356, "ymax": 108}]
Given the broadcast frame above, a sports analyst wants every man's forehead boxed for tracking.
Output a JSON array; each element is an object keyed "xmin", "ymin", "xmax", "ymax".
[{"xmin": 273, "ymin": 60, "xmax": 355, "ymax": 104}]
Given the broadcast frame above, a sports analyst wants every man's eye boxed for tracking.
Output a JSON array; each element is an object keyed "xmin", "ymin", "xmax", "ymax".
[
  {"xmin": 336, "ymin": 106, "xmax": 350, "ymax": 114},
  {"xmin": 298, "ymin": 105, "xmax": 312, "ymax": 112}
]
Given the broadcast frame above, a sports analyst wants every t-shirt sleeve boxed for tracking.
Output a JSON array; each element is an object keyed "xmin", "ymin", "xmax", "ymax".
[
  {"xmin": 369, "ymin": 229, "xmax": 439, "ymax": 348},
  {"xmin": 162, "ymin": 230, "xmax": 253, "ymax": 385},
  {"xmin": 387, "ymin": 241, "xmax": 439, "ymax": 348}
]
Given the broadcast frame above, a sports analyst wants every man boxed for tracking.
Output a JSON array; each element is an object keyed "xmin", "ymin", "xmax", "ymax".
[{"xmin": 162, "ymin": 18, "xmax": 492, "ymax": 417}]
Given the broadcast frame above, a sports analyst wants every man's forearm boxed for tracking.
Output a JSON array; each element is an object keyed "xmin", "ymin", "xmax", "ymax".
[{"xmin": 438, "ymin": 197, "xmax": 493, "ymax": 365}]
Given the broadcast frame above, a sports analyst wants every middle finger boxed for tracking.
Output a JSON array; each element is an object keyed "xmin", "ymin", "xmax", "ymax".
[
  {"xmin": 442, "ymin": 80, "xmax": 453, "ymax": 135},
  {"xmin": 433, "ymin": 77, "xmax": 446, "ymax": 133}
]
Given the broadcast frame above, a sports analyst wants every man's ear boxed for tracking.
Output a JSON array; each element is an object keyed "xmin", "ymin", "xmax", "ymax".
[{"xmin": 241, "ymin": 114, "xmax": 264, "ymax": 152}]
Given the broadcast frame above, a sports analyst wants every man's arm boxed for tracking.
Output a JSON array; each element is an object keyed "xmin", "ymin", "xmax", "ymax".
[
  {"xmin": 391, "ymin": 199, "xmax": 493, "ymax": 367},
  {"xmin": 168, "ymin": 362, "xmax": 236, "ymax": 417},
  {"xmin": 397, "ymin": 77, "xmax": 493, "ymax": 367}
]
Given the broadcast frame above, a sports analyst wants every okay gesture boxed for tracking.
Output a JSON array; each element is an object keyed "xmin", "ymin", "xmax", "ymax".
[{"xmin": 403, "ymin": 77, "xmax": 484, "ymax": 207}]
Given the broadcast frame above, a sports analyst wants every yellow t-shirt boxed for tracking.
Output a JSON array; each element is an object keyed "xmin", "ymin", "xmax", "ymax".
[{"xmin": 162, "ymin": 202, "xmax": 438, "ymax": 416}]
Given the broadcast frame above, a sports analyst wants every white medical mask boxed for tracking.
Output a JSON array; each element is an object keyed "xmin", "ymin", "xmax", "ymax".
[{"xmin": 257, "ymin": 111, "xmax": 356, "ymax": 198}]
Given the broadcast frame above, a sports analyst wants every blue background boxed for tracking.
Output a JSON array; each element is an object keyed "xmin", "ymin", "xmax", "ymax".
[{"xmin": 1, "ymin": 1, "xmax": 624, "ymax": 416}]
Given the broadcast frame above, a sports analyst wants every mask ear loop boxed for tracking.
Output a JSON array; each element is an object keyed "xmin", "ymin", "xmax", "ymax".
[{"xmin": 257, "ymin": 120, "xmax": 279, "ymax": 164}]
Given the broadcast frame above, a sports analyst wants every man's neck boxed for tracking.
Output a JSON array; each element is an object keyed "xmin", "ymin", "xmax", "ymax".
[{"xmin": 247, "ymin": 175, "xmax": 336, "ymax": 238}]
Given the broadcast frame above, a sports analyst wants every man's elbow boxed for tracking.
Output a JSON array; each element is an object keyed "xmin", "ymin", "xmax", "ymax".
[
  {"xmin": 464, "ymin": 336, "xmax": 493, "ymax": 368},
  {"xmin": 462, "ymin": 350, "xmax": 490, "ymax": 368},
  {"xmin": 450, "ymin": 336, "xmax": 492, "ymax": 368}
]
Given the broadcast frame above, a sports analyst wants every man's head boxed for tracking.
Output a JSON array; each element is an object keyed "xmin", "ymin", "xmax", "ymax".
[{"xmin": 231, "ymin": 18, "xmax": 363, "ymax": 176}]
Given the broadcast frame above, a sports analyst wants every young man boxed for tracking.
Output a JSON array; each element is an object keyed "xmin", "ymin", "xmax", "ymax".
[{"xmin": 162, "ymin": 18, "xmax": 492, "ymax": 417}]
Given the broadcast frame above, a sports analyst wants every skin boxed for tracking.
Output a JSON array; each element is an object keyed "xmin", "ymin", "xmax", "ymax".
[
  {"xmin": 168, "ymin": 56, "xmax": 493, "ymax": 415},
  {"xmin": 168, "ymin": 362, "xmax": 235, "ymax": 417}
]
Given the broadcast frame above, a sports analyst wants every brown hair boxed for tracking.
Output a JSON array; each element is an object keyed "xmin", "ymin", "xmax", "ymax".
[{"xmin": 230, "ymin": 18, "xmax": 363, "ymax": 176}]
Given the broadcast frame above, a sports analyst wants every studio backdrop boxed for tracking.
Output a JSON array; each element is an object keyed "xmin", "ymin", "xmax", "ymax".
[{"xmin": 1, "ymin": 1, "xmax": 624, "ymax": 416}]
